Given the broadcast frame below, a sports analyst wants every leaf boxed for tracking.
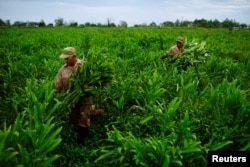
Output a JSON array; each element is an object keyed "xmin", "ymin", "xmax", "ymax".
[
  {"xmin": 240, "ymin": 140, "xmax": 250, "ymax": 151},
  {"xmin": 94, "ymin": 150, "xmax": 116, "ymax": 162},
  {"xmin": 139, "ymin": 115, "xmax": 154, "ymax": 125},
  {"xmin": 209, "ymin": 141, "xmax": 233, "ymax": 151},
  {"xmin": 181, "ymin": 148, "xmax": 201, "ymax": 154},
  {"xmin": 171, "ymin": 160, "xmax": 182, "ymax": 166},
  {"xmin": 162, "ymin": 155, "xmax": 170, "ymax": 167}
]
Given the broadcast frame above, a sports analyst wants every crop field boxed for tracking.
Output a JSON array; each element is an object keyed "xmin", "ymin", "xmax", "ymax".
[{"xmin": 0, "ymin": 27, "xmax": 250, "ymax": 166}]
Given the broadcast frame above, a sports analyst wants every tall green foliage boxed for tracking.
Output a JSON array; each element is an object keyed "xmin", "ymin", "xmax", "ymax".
[
  {"xmin": 0, "ymin": 27, "xmax": 249, "ymax": 166},
  {"xmin": 0, "ymin": 80, "xmax": 62, "ymax": 166}
]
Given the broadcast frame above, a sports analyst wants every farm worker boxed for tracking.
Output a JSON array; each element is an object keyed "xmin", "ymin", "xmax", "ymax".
[
  {"xmin": 55, "ymin": 47, "xmax": 82, "ymax": 93},
  {"xmin": 55, "ymin": 47, "xmax": 104, "ymax": 145},
  {"xmin": 161, "ymin": 36, "xmax": 184, "ymax": 59}
]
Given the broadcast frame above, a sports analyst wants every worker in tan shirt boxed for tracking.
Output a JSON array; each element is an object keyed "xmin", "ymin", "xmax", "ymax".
[
  {"xmin": 161, "ymin": 36, "xmax": 184, "ymax": 59},
  {"xmin": 55, "ymin": 47, "xmax": 104, "ymax": 145},
  {"xmin": 55, "ymin": 47, "xmax": 82, "ymax": 93}
]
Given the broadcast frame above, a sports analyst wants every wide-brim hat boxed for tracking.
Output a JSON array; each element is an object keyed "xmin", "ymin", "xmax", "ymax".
[
  {"xmin": 176, "ymin": 36, "xmax": 184, "ymax": 44},
  {"xmin": 60, "ymin": 47, "xmax": 76, "ymax": 59}
]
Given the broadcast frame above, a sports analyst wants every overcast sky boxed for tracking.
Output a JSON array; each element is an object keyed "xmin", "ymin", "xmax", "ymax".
[{"xmin": 0, "ymin": 0, "xmax": 249, "ymax": 26}]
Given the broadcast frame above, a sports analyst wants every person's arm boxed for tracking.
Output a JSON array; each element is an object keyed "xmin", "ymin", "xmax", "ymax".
[
  {"xmin": 55, "ymin": 70, "xmax": 63, "ymax": 93},
  {"xmin": 92, "ymin": 108, "xmax": 104, "ymax": 116},
  {"xmin": 162, "ymin": 45, "xmax": 177, "ymax": 59},
  {"xmin": 161, "ymin": 50, "xmax": 171, "ymax": 59},
  {"xmin": 168, "ymin": 48, "xmax": 176, "ymax": 55}
]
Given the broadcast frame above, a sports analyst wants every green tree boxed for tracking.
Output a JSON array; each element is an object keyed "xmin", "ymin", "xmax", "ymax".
[
  {"xmin": 119, "ymin": 20, "xmax": 128, "ymax": 27},
  {"xmin": 38, "ymin": 19, "xmax": 46, "ymax": 27},
  {"xmin": 84, "ymin": 22, "xmax": 91, "ymax": 27},
  {"xmin": 13, "ymin": 21, "xmax": 26, "ymax": 27},
  {"xmin": 161, "ymin": 21, "xmax": 174, "ymax": 27},
  {"xmin": 222, "ymin": 18, "xmax": 239, "ymax": 28},
  {"xmin": 0, "ymin": 19, "xmax": 6, "ymax": 26},
  {"xmin": 5, "ymin": 20, "xmax": 10, "ymax": 27},
  {"xmin": 175, "ymin": 19, "xmax": 180, "ymax": 26},
  {"xmin": 180, "ymin": 20, "xmax": 192, "ymax": 27},
  {"xmin": 149, "ymin": 22, "xmax": 157, "ymax": 27},
  {"xmin": 106, "ymin": 18, "xmax": 116, "ymax": 27},
  {"xmin": 240, "ymin": 23, "xmax": 247, "ymax": 29},
  {"xmin": 213, "ymin": 19, "xmax": 221, "ymax": 28},
  {"xmin": 55, "ymin": 17, "xmax": 64, "ymax": 27},
  {"xmin": 47, "ymin": 23, "xmax": 53, "ymax": 27},
  {"xmin": 69, "ymin": 21, "xmax": 78, "ymax": 27},
  {"xmin": 27, "ymin": 21, "xmax": 38, "ymax": 27},
  {"xmin": 193, "ymin": 19, "xmax": 208, "ymax": 27}
]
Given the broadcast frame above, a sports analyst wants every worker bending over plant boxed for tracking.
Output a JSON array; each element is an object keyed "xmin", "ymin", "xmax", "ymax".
[
  {"xmin": 161, "ymin": 36, "xmax": 184, "ymax": 59},
  {"xmin": 55, "ymin": 47, "xmax": 104, "ymax": 145}
]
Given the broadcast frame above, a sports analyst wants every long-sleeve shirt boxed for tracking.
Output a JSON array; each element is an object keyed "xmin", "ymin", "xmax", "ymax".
[
  {"xmin": 167, "ymin": 45, "xmax": 182, "ymax": 55},
  {"xmin": 55, "ymin": 58, "xmax": 82, "ymax": 93}
]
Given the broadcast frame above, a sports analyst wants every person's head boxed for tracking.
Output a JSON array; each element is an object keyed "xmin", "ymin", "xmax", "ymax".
[
  {"xmin": 60, "ymin": 47, "xmax": 77, "ymax": 66},
  {"xmin": 176, "ymin": 36, "xmax": 184, "ymax": 49}
]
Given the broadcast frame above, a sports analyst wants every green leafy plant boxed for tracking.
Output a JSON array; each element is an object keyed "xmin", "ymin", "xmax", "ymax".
[
  {"xmin": 58, "ymin": 53, "xmax": 114, "ymax": 111},
  {"xmin": 1, "ymin": 27, "xmax": 250, "ymax": 166},
  {"xmin": 0, "ymin": 80, "xmax": 62, "ymax": 167}
]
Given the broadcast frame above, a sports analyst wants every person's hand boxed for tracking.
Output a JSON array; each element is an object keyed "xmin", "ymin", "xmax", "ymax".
[
  {"xmin": 91, "ymin": 105, "xmax": 95, "ymax": 111},
  {"xmin": 92, "ymin": 107, "xmax": 105, "ymax": 116}
]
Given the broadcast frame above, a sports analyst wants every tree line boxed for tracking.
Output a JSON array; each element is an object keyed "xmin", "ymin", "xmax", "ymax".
[{"xmin": 0, "ymin": 17, "xmax": 249, "ymax": 29}]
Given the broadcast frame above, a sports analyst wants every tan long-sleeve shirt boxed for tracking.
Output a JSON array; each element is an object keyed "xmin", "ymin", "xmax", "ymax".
[
  {"xmin": 55, "ymin": 59, "xmax": 82, "ymax": 93},
  {"xmin": 167, "ymin": 45, "xmax": 182, "ymax": 55}
]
